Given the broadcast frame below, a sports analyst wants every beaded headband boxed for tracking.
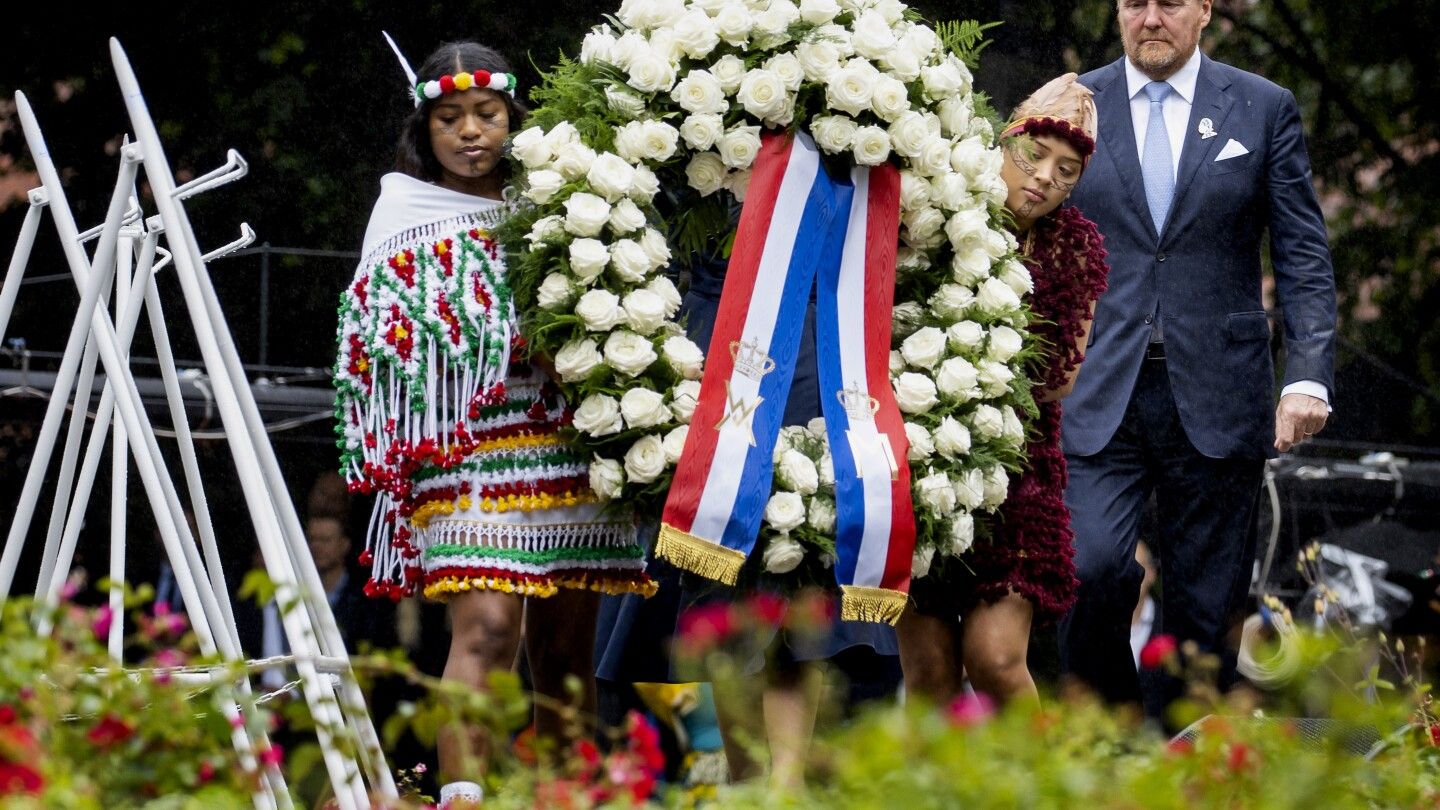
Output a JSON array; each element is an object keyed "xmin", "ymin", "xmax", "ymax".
[{"xmin": 384, "ymin": 32, "xmax": 520, "ymax": 109}]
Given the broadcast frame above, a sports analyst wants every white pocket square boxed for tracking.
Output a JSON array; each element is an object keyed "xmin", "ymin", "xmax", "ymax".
[{"xmin": 1214, "ymin": 138, "xmax": 1250, "ymax": 161}]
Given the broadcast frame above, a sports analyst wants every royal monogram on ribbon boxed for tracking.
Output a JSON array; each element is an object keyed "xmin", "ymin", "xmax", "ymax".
[{"xmin": 657, "ymin": 131, "xmax": 916, "ymax": 625}]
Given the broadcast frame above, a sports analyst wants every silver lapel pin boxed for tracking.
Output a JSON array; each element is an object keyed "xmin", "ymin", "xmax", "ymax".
[{"xmin": 1198, "ymin": 117, "xmax": 1217, "ymax": 139}]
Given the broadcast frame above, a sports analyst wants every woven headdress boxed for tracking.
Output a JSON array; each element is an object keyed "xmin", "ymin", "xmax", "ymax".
[{"xmin": 1002, "ymin": 73, "xmax": 1098, "ymax": 163}]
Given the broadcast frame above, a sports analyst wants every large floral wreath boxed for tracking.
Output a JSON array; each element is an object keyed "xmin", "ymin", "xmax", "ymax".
[{"xmin": 499, "ymin": 0, "xmax": 1039, "ymax": 581}]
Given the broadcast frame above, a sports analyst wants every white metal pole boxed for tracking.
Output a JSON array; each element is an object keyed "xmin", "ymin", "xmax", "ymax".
[
  {"xmin": 111, "ymin": 41, "xmax": 370, "ymax": 808},
  {"xmin": 0, "ymin": 193, "xmax": 46, "ymax": 345},
  {"xmin": 108, "ymin": 227, "xmax": 136, "ymax": 659}
]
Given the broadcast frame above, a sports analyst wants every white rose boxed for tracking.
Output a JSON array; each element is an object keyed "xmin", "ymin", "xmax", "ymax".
[
  {"xmin": 589, "ymin": 455, "xmax": 625, "ymax": 500},
  {"xmin": 623, "ymin": 288, "xmax": 669, "ymax": 335},
  {"xmin": 981, "ymin": 229, "xmax": 1010, "ymax": 261},
  {"xmin": 929, "ymin": 283, "xmax": 974, "ymax": 320},
  {"xmin": 536, "ymin": 273, "xmax": 574, "ymax": 311},
  {"xmin": 952, "ymin": 246, "xmax": 992, "ymax": 286},
  {"xmin": 630, "ymin": 165, "xmax": 661, "ymax": 202},
  {"xmin": 982, "ymin": 325, "xmax": 1022, "ymax": 362},
  {"xmin": 662, "ymin": 424, "xmax": 690, "ymax": 464},
  {"xmin": 662, "ymin": 334, "xmax": 705, "ymax": 379},
  {"xmin": 754, "ymin": 0, "xmax": 799, "ymax": 37},
  {"xmin": 764, "ymin": 53, "xmax": 805, "ymax": 92},
  {"xmin": 904, "ymin": 421, "xmax": 935, "ymax": 461},
  {"xmin": 620, "ymin": 387, "xmax": 670, "ymax": 430},
  {"xmin": 982, "ymin": 464, "xmax": 1009, "ymax": 508},
  {"xmin": 778, "ymin": 448, "xmax": 820, "ymax": 495},
  {"xmin": 936, "ymin": 356, "xmax": 980, "ymax": 401},
  {"xmin": 710, "ymin": 54, "xmax": 746, "ymax": 94},
  {"xmin": 897, "ymin": 247, "xmax": 932, "ymax": 273},
  {"xmin": 617, "ymin": 0, "xmax": 652, "ymax": 29},
  {"xmin": 947, "ymin": 320, "xmax": 986, "ymax": 352},
  {"xmin": 604, "ymin": 330, "xmax": 659, "ymax": 377},
  {"xmin": 586, "ymin": 153, "xmax": 636, "ymax": 203},
  {"xmin": 554, "ymin": 338, "xmax": 603, "ymax": 382},
  {"xmin": 850, "ymin": 10, "xmax": 897, "ymax": 59},
  {"xmin": 762, "ymin": 535, "xmax": 806, "ymax": 573},
  {"xmin": 717, "ymin": 126, "xmax": 762, "ymax": 170},
  {"xmin": 714, "ymin": 4, "xmax": 754, "ymax": 46},
  {"xmin": 552, "ymin": 142, "xmax": 596, "ymax": 181},
  {"xmin": 949, "ymin": 136, "xmax": 992, "ymax": 178},
  {"xmin": 893, "ymin": 301, "xmax": 926, "ymax": 335},
  {"xmin": 901, "ymin": 206, "xmax": 946, "ymax": 249},
  {"xmin": 887, "ymin": 112, "xmax": 932, "ymax": 159},
  {"xmin": 879, "ymin": 44, "xmax": 921, "ymax": 83},
  {"xmin": 795, "ymin": 39, "xmax": 842, "ymax": 82},
  {"xmin": 526, "ymin": 214, "xmax": 565, "ymax": 246},
  {"xmin": 607, "ymin": 31, "xmax": 646, "ymax": 70},
  {"xmin": 613, "ymin": 122, "xmax": 649, "ymax": 164},
  {"xmin": 610, "ymin": 239, "xmax": 655, "ymax": 283},
  {"xmin": 921, "ymin": 61, "xmax": 966, "ymax": 100},
  {"xmin": 945, "ymin": 208, "xmax": 989, "ymax": 251},
  {"xmin": 639, "ymin": 121, "xmax": 680, "ymax": 162},
  {"xmin": 672, "ymin": 9, "xmax": 721, "ymax": 58},
  {"xmin": 799, "ymin": 0, "xmax": 840, "ymax": 23},
  {"xmin": 686, "ymin": 151, "xmax": 727, "ymax": 196},
  {"xmin": 807, "ymin": 497, "xmax": 837, "ymax": 533},
  {"xmin": 900, "ymin": 22, "xmax": 938, "ymax": 61},
  {"xmin": 809, "ymin": 114, "xmax": 859, "ymax": 155},
  {"xmin": 937, "ymin": 94, "xmax": 973, "ymax": 138},
  {"xmin": 568, "ymin": 238, "xmax": 611, "ymax": 283},
  {"xmin": 915, "ymin": 471, "xmax": 957, "ymax": 514},
  {"xmin": 851, "ymin": 125, "xmax": 892, "ymax": 166},
  {"xmin": 810, "ymin": 22, "xmax": 854, "ymax": 56},
  {"xmin": 976, "ymin": 278, "xmax": 1022, "ymax": 315},
  {"xmin": 601, "ymin": 84, "xmax": 648, "ymax": 117},
  {"xmin": 573, "ymin": 393, "xmax": 624, "ymax": 436},
  {"xmin": 670, "ymin": 379, "xmax": 702, "ymax": 423},
  {"xmin": 900, "ymin": 326, "xmax": 946, "ymax": 370},
  {"xmin": 608, "ymin": 198, "xmax": 647, "ymax": 235},
  {"xmin": 911, "ymin": 544, "xmax": 936, "ymax": 578},
  {"xmin": 825, "ymin": 64, "xmax": 874, "ymax": 117},
  {"xmin": 951, "ymin": 467, "xmax": 984, "ymax": 510},
  {"xmin": 564, "ymin": 192, "xmax": 611, "ymax": 237},
  {"xmin": 915, "ymin": 138, "xmax": 953, "ymax": 177},
  {"xmin": 898, "ymin": 170, "xmax": 933, "ymax": 212},
  {"xmin": 763, "ymin": 492, "xmax": 806, "ymax": 532},
  {"xmin": 511, "ymin": 126, "xmax": 554, "ymax": 169},
  {"xmin": 978, "ymin": 359, "xmax": 1016, "ymax": 396},
  {"xmin": 932, "ymin": 416, "xmax": 972, "ymax": 459},
  {"xmin": 523, "ymin": 169, "xmax": 565, "ymax": 204},
  {"xmin": 931, "ymin": 174, "xmax": 971, "ymax": 211},
  {"xmin": 580, "ymin": 27, "xmax": 618, "ymax": 66},
  {"xmin": 950, "ymin": 512, "xmax": 975, "ymax": 554},
  {"xmin": 889, "ymin": 350, "xmax": 906, "ymax": 375},
  {"xmin": 646, "ymin": 276, "xmax": 682, "ymax": 317},
  {"xmin": 819, "ymin": 452, "xmax": 835, "ymax": 486},
  {"xmin": 875, "ymin": 0, "xmax": 906, "ymax": 23},
  {"xmin": 1000, "ymin": 259, "xmax": 1034, "ymax": 297},
  {"xmin": 724, "ymin": 168, "xmax": 754, "ymax": 202},
  {"xmin": 542, "ymin": 121, "xmax": 580, "ymax": 151},
  {"xmin": 970, "ymin": 404, "xmax": 1005, "ymax": 440},
  {"xmin": 627, "ymin": 50, "xmax": 678, "ymax": 94},
  {"xmin": 806, "ymin": 416, "xmax": 828, "ymax": 437},
  {"xmin": 639, "ymin": 227, "xmax": 673, "ymax": 267},
  {"xmin": 680, "ymin": 113, "xmax": 725, "ymax": 151},
  {"xmin": 893, "ymin": 372, "xmax": 939, "ymax": 414},
  {"xmin": 575, "ymin": 288, "xmax": 624, "ymax": 332},
  {"xmin": 671, "ymin": 69, "xmax": 728, "ymax": 115},
  {"xmin": 624, "ymin": 434, "xmax": 668, "ymax": 484},
  {"xmin": 1001, "ymin": 405, "xmax": 1026, "ymax": 445}
]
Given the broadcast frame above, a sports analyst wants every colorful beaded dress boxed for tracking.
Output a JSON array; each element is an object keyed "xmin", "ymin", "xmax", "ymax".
[{"xmin": 335, "ymin": 172, "xmax": 656, "ymax": 601}]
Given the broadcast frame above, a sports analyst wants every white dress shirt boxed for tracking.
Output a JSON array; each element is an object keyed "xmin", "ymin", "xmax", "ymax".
[{"xmin": 1124, "ymin": 50, "xmax": 1330, "ymax": 408}]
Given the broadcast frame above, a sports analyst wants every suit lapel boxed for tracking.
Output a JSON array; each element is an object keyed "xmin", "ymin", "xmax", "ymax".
[
  {"xmin": 1094, "ymin": 59, "xmax": 1157, "ymax": 243},
  {"xmin": 1165, "ymin": 56, "xmax": 1235, "ymax": 239}
]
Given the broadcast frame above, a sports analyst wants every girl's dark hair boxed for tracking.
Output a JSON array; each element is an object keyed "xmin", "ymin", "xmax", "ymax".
[{"xmin": 394, "ymin": 41, "xmax": 529, "ymax": 182}]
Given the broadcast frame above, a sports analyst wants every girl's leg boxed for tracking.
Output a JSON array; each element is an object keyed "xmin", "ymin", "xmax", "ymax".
[
  {"xmin": 524, "ymin": 588, "xmax": 601, "ymax": 747},
  {"xmin": 762, "ymin": 660, "xmax": 824, "ymax": 790},
  {"xmin": 961, "ymin": 592, "xmax": 1038, "ymax": 705},
  {"xmin": 438, "ymin": 589, "xmax": 524, "ymax": 782},
  {"xmin": 896, "ymin": 605, "xmax": 966, "ymax": 704}
]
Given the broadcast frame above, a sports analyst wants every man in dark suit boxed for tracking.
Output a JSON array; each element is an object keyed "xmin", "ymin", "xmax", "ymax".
[{"xmin": 1060, "ymin": 0, "xmax": 1336, "ymax": 704}]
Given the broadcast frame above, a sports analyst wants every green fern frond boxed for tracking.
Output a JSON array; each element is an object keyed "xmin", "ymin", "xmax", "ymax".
[{"xmin": 935, "ymin": 19, "xmax": 1002, "ymax": 69}]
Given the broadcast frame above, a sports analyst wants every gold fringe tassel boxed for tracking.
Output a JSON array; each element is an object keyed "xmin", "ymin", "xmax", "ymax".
[
  {"xmin": 656, "ymin": 523, "xmax": 746, "ymax": 586},
  {"xmin": 840, "ymin": 585, "xmax": 908, "ymax": 626}
]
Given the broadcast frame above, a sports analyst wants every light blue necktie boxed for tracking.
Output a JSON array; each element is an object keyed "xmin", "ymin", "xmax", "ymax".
[{"xmin": 1141, "ymin": 81, "xmax": 1175, "ymax": 234}]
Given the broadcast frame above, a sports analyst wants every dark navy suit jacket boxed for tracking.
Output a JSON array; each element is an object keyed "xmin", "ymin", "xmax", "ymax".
[{"xmin": 1063, "ymin": 55, "xmax": 1336, "ymax": 460}]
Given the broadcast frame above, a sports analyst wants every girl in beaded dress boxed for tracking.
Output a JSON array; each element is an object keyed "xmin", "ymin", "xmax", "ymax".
[
  {"xmin": 333, "ymin": 40, "xmax": 655, "ymax": 805},
  {"xmin": 897, "ymin": 74, "xmax": 1110, "ymax": 707}
]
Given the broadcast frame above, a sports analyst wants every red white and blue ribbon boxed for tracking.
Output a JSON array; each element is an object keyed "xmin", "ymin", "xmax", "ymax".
[
  {"xmin": 815, "ymin": 163, "xmax": 915, "ymax": 623},
  {"xmin": 657, "ymin": 131, "xmax": 915, "ymax": 623}
]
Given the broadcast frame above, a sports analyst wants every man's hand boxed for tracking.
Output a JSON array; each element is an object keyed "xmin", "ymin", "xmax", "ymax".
[{"xmin": 1274, "ymin": 393, "xmax": 1328, "ymax": 452}]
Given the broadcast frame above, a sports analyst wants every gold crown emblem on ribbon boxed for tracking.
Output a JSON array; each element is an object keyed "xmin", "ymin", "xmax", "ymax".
[
  {"xmin": 836, "ymin": 383, "xmax": 879, "ymax": 422},
  {"xmin": 730, "ymin": 338, "xmax": 777, "ymax": 381}
]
